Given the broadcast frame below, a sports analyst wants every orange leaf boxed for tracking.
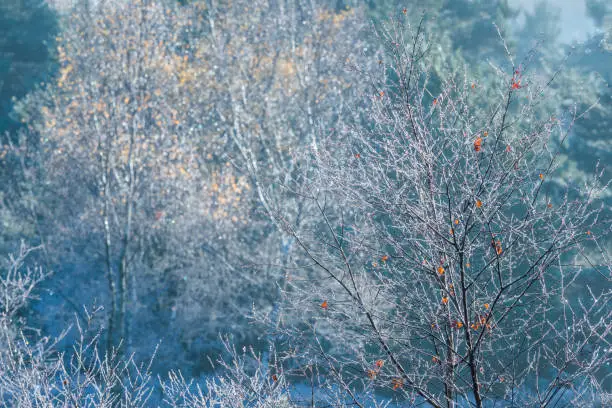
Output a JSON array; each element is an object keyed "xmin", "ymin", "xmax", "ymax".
[
  {"xmin": 392, "ymin": 378, "xmax": 403, "ymax": 390},
  {"xmin": 491, "ymin": 239, "xmax": 502, "ymax": 255},
  {"xmin": 321, "ymin": 300, "xmax": 328, "ymax": 309},
  {"xmin": 474, "ymin": 137, "xmax": 482, "ymax": 152},
  {"xmin": 437, "ymin": 266, "xmax": 445, "ymax": 275},
  {"xmin": 375, "ymin": 359, "xmax": 384, "ymax": 368},
  {"xmin": 476, "ymin": 199, "xmax": 482, "ymax": 208},
  {"xmin": 442, "ymin": 297, "xmax": 449, "ymax": 305},
  {"xmin": 484, "ymin": 303, "xmax": 490, "ymax": 309},
  {"xmin": 381, "ymin": 255, "xmax": 389, "ymax": 262}
]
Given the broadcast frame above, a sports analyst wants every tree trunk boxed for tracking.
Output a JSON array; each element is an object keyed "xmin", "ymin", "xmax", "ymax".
[
  {"xmin": 102, "ymin": 139, "xmax": 117, "ymax": 356},
  {"xmin": 118, "ymin": 122, "xmax": 135, "ymax": 357}
]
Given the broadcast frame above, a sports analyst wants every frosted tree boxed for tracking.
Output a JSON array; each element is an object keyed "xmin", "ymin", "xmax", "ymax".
[
  {"xmin": 273, "ymin": 14, "xmax": 611, "ymax": 407},
  {"xmin": 13, "ymin": 0, "xmax": 253, "ymax": 358},
  {"xmin": 8, "ymin": 0, "xmax": 371, "ymax": 368}
]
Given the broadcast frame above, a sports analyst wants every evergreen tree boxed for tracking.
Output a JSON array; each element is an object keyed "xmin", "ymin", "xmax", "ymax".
[{"xmin": 0, "ymin": 0, "xmax": 58, "ymax": 136}]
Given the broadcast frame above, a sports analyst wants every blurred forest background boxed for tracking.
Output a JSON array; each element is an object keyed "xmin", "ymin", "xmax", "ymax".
[{"xmin": 0, "ymin": 0, "xmax": 610, "ymax": 402}]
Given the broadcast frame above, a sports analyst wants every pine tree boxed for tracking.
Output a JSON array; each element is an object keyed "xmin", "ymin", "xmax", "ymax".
[{"xmin": 0, "ymin": 0, "xmax": 58, "ymax": 136}]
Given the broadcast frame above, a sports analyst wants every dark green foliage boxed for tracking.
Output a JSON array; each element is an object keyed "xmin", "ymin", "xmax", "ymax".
[
  {"xmin": 0, "ymin": 0, "xmax": 58, "ymax": 136},
  {"xmin": 586, "ymin": 0, "xmax": 611, "ymax": 28}
]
